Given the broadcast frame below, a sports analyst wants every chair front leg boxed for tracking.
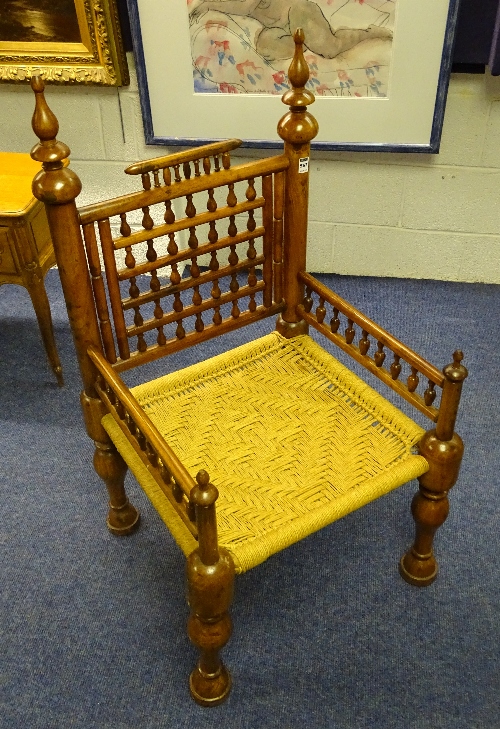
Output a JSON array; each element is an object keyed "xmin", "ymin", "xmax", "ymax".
[
  {"xmin": 400, "ymin": 350, "xmax": 467, "ymax": 586},
  {"xmin": 186, "ymin": 470, "xmax": 235, "ymax": 706},
  {"xmin": 399, "ymin": 429, "xmax": 463, "ymax": 586},
  {"xmin": 187, "ymin": 547, "xmax": 235, "ymax": 706}
]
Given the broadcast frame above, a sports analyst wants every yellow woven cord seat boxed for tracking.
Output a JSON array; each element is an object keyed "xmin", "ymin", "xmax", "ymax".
[{"xmin": 102, "ymin": 332, "xmax": 429, "ymax": 573}]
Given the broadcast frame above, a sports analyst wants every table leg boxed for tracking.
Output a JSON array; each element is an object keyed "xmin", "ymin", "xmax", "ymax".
[{"xmin": 26, "ymin": 271, "xmax": 64, "ymax": 386}]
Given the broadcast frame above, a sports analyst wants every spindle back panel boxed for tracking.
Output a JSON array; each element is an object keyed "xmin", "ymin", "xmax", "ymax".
[{"xmin": 78, "ymin": 146, "xmax": 289, "ymax": 372}]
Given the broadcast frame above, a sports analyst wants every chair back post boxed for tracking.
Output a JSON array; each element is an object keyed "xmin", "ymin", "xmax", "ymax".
[
  {"xmin": 29, "ymin": 76, "xmax": 103, "ymax": 399},
  {"xmin": 276, "ymin": 28, "xmax": 319, "ymax": 338}
]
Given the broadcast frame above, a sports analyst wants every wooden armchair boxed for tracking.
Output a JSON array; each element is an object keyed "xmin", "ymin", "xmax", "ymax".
[{"xmin": 29, "ymin": 31, "xmax": 467, "ymax": 707}]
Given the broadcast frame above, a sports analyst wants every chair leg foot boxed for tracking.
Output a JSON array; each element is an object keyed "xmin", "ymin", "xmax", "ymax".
[
  {"xmin": 106, "ymin": 500, "xmax": 140, "ymax": 536},
  {"xmin": 189, "ymin": 648, "xmax": 232, "ymax": 707},
  {"xmin": 399, "ymin": 551, "xmax": 438, "ymax": 587}
]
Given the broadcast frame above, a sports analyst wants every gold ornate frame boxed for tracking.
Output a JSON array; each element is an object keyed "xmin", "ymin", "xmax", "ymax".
[{"xmin": 0, "ymin": 0, "xmax": 129, "ymax": 86}]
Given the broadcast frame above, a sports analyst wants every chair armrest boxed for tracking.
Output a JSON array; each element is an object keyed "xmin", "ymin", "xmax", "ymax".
[
  {"xmin": 297, "ymin": 272, "xmax": 445, "ymax": 421},
  {"xmin": 87, "ymin": 345, "xmax": 198, "ymax": 533}
]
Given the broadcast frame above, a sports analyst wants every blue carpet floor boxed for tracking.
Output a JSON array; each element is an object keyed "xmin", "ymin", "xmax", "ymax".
[{"xmin": 1, "ymin": 270, "xmax": 498, "ymax": 728}]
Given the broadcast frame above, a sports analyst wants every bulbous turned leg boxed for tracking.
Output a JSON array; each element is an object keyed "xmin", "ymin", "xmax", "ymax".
[
  {"xmin": 186, "ymin": 547, "xmax": 235, "ymax": 706},
  {"xmin": 400, "ymin": 429, "xmax": 463, "ymax": 587},
  {"xmin": 93, "ymin": 440, "xmax": 140, "ymax": 536},
  {"xmin": 399, "ymin": 487, "xmax": 449, "ymax": 586}
]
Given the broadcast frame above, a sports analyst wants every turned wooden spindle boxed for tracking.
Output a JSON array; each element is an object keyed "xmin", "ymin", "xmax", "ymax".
[
  {"xmin": 211, "ymin": 278, "xmax": 221, "ymax": 300},
  {"xmin": 164, "ymin": 200, "xmax": 175, "ymax": 224},
  {"xmin": 246, "ymin": 178, "xmax": 256, "ymax": 201},
  {"xmin": 272, "ymin": 171, "xmax": 285, "ymax": 305},
  {"xmin": 208, "ymin": 221, "xmax": 218, "ymax": 243},
  {"xmin": 187, "ymin": 470, "xmax": 235, "ymax": 706},
  {"xmin": 345, "ymin": 319, "xmax": 355, "ymax": 345},
  {"xmin": 228, "ymin": 215, "xmax": 237, "ymax": 237},
  {"xmin": 316, "ymin": 297, "xmax": 326, "ymax": 324},
  {"xmin": 374, "ymin": 341, "xmax": 385, "ymax": 367},
  {"xmin": 185, "ymin": 194, "xmax": 196, "ymax": 218},
  {"xmin": 276, "ymin": 28, "xmax": 318, "ymax": 339},
  {"xmin": 359, "ymin": 330, "xmax": 370, "ymax": 355},
  {"xmin": 207, "ymin": 189, "xmax": 217, "ymax": 212},
  {"xmin": 400, "ymin": 351, "xmax": 468, "ymax": 586},
  {"xmin": 331, "ymin": 308, "xmax": 340, "ymax": 333},
  {"xmin": 163, "ymin": 167, "xmax": 172, "ymax": 186},
  {"xmin": 227, "ymin": 183, "xmax": 237, "ymax": 207},
  {"xmin": 390, "ymin": 354, "xmax": 401, "ymax": 380},
  {"xmin": 188, "ymin": 227, "xmax": 199, "ymax": 249},
  {"xmin": 30, "ymin": 76, "xmax": 139, "ymax": 535},
  {"xmin": 119, "ymin": 212, "xmax": 131, "ymax": 237},
  {"xmin": 142, "ymin": 206, "xmax": 154, "ymax": 230}
]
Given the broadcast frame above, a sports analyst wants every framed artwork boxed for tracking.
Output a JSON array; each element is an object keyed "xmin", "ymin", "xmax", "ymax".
[
  {"xmin": 128, "ymin": 0, "xmax": 460, "ymax": 151},
  {"xmin": 0, "ymin": 0, "xmax": 129, "ymax": 85}
]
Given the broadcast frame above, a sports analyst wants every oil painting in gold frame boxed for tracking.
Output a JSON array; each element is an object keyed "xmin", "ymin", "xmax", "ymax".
[{"xmin": 0, "ymin": 0, "xmax": 129, "ymax": 85}]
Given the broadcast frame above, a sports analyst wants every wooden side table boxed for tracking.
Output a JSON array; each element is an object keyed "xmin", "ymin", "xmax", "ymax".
[{"xmin": 0, "ymin": 152, "xmax": 63, "ymax": 386}]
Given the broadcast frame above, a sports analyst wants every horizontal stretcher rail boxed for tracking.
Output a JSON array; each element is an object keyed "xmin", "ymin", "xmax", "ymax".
[
  {"xmin": 127, "ymin": 282, "xmax": 266, "ymax": 338},
  {"xmin": 112, "ymin": 198, "xmax": 264, "ymax": 250},
  {"xmin": 112, "ymin": 302, "xmax": 286, "ymax": 373},
  {"xmin": 121, "ymin": 256, "xmax": 265, "ymax": 311},
  {"xmin": 117, "ymin": 227, "xmax": 265, "ymax": 281}
]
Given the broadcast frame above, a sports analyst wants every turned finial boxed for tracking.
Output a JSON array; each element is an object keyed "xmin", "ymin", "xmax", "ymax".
[
  {"xmin": 29, "ymin": 75, "xmax": 81, "ymax": 204},
  {"xmin": 282, "ymin": 29, "xmax": 315, "ymax": 109},
  {"xmin": 192, "ymin": 469, "xmax": 218, "ymax": 506},
  {"xmin": 443, "ymin": 350, "xmax": 468, "ymax": 383},
  {"xmin": 278, "ymin": 29, "xmax": 318, "ymax": 145},
  {"xmin": 31, "ymin": 75, "xmax": 59, "ymax": 142},
  {"xmin": 30, "ymin": 75, "xmax": 70, "ymax": 167}
]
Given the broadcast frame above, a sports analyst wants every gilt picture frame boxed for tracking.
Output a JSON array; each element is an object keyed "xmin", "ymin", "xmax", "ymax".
[
  {"xmin": 128, "ymin": 0, "xmax": 460, "ymax": 152},
  {"xmin": 0, "ymin": 0, "xmax": 129, "ymax": 86}
]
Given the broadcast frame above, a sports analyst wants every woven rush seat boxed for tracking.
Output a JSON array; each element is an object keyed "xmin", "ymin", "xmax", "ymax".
[{"xmin": 102, "ymin": 332, "xmax": 429, "ymax": 573}]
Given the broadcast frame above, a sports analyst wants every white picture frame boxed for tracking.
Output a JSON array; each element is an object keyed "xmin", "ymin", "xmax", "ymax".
[{"xmin": 127, "ymin": 0, "xmax": 459, "ymax": 152}]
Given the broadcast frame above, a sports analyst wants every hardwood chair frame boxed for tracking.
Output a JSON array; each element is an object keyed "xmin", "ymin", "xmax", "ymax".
[{"xmin": 29, "ymin": 31, "xmax": 467, "ymax": 706}]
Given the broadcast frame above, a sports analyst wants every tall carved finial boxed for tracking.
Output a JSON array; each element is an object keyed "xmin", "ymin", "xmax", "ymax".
[
  {"xmin": 278, "ymin": 29, "xmax": 318, "ymax": 145},
  {"xmin": 31, "ymin": 75, "xmax": 59, "ymax": 142},
  {"xmin": 30, "ymin": 76, "xmax": 70, "ymax": 166},
  {"xmin": 281, "ymin": 28, "xmax": 315, "ymax": 109},
  {"xmin": 29, "ymin": 76, "xmax": 81, "ymax": 204}
]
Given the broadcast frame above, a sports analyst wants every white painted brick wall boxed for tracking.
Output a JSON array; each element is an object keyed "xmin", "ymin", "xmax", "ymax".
[{"xmin": 1, "ymin": 53, "xmax": 499, "ymax": 283}]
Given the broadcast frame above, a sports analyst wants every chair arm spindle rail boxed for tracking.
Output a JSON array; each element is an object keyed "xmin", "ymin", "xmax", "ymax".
[
  {"xmin": 297, "ymin": 272, "xmax": 445, "ymax": 421},
  {"xmin": 88, "ymin": 346, "xmax": 198, "ymax": 535}
]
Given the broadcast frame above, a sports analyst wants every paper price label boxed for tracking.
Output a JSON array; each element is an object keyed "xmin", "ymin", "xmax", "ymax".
[{"xmin": 298, "ymin": 157, "xmax": 309, "ymax": 173}]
